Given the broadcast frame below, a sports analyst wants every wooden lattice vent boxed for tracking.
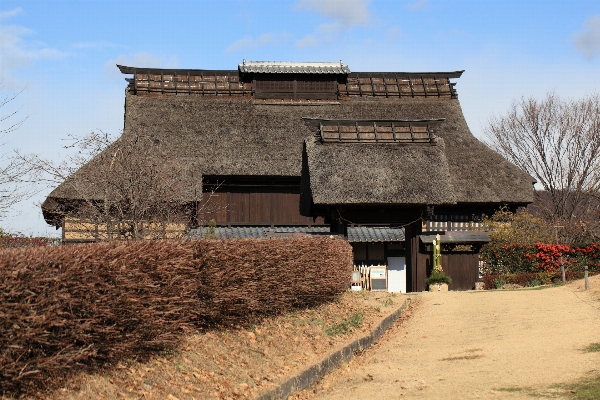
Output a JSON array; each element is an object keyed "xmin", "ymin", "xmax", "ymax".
[
  {"xmin": 253, "ymin": 75, "xmax": 338, "ymax": 100},
  {"xmin": 127, "ymin": 70, "xmax": 252, "ymax": 96},
  {"xmin": 312, "ymin": 119, "xmax": 445, "ymax": 144},
  {"xmin": 340, "ymin": 73, "xmax": 459, "ymax": 99},
  {"xmin": 423, "ymin": 215, "xmax": 482, "ymax": 232}
]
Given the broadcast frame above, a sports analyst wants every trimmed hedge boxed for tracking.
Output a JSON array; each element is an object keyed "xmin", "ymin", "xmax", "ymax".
[
  {"xmin": 0, "ymin": 237, "xmax": 352, "ymax": 397},
  {"xmin": 481, "ymin": 271, "xmax": 598, "ymax": 290}
]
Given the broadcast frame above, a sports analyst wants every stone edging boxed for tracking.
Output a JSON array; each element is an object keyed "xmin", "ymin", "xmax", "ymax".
[{"xmin": 255, "ymin": 298, "xmax": 411, "ymax": 400}]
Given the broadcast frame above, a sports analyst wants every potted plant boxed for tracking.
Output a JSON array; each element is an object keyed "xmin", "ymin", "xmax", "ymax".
[{"xmin": 426, "ymin": 234, "xmax": 452, "ymax": 292}]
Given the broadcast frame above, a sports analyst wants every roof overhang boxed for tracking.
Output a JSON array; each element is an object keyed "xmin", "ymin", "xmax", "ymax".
[
  {"xmin": 117, "ymin": 65, "xmax": 237, "ymax": 76},
  {"xmin": 347, "ymin": 71, "xmax": 464, "ymax": 79}
]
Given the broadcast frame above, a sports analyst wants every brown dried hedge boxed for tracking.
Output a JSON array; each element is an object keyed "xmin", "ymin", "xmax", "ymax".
[{"xmin": 0, "ymin": 237, "xmax": 352, "ymax": 397}]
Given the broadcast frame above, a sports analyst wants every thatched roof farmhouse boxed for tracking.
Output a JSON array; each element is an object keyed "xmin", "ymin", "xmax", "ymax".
[{"xmin": 43, "ymin": 61, "xmax": 534, "ymax": 291}]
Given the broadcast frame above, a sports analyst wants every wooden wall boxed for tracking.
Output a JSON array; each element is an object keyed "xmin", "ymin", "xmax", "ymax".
[
  {"xmin": 62, "ymin": 218, "xmax": 186, "ymax": 243},
  {"xmin": 199, "ymin": 177, "xmax": 324, "ymax": 226}
]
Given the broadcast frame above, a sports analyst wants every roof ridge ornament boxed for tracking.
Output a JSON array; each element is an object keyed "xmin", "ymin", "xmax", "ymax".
[{"xmin": 238, "ymin": 60, "xmax": 351, "ymax": 74}]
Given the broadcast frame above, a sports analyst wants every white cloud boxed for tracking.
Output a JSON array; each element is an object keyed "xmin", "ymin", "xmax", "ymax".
[
  {"xmin": 295, "ymin": 34, "xmax": 318, "ymax": 49},
  {"xmin": 405, "ymin": 0, "xmax": 429, "ymax": 11},
  {"xmin": 573, "ymin": 14, "xmax": 600, "ymax": 60},
  {"xmin": 291, "ymin": 0, "xmax": 371, "ymax": 49},
  {"xmin": 386, "ymin": 26, "xmax": 402, "ymax": 42},
  {"xmin": 104, "ymin": 52, "xmax": 179, "ymax": 78},
  {"xmin": 296, "ymin": 0, "xmax": 370, "ymax": 27},
  {"xmin": 225, "ymin": 33, "xmax": 276, "ymax": 53},
  {"xmin": 0, "ymin": 23, "xmax": 66, "ymax": 87},
  {"xmin": 0, "ymin": 7, "xmax": 23, "ymax": 21}
]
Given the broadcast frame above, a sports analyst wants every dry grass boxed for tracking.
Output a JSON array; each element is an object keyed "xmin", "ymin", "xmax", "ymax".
[{"xmin": 40, "ymin": 291, "xmax": 404, "ymax": 400}]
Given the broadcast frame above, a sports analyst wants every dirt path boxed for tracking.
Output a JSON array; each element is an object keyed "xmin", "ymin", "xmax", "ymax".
[{"xmin": 301, "ymin": 276, "xmax": 600, "ymax": 399}]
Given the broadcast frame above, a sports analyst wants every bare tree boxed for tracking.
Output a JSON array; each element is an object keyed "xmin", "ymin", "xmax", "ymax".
[
  {"xmin": 0, "ymin": 83, "xmax": 31, "ymax": 219},
  {"xmin": 21, "ymin": 130, "xmax": 214, "ymax": 241},
  {"xmin": 485, "ymin": 92, "xmax": 600, "ymax": 242}
]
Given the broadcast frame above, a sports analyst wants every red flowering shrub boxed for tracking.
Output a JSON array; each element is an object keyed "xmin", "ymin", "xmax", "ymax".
[{"xmin": 481, "ymin": 242, "xmax": 600, "ymax": 275}]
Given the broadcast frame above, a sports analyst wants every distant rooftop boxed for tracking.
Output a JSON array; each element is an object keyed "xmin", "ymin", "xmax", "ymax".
[{"xmin": 238, "ymin": 60, "xmax": 351, "ymax": 74}]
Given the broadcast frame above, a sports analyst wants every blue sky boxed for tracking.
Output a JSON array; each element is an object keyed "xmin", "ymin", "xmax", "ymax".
[{"xmin": 1, "ymin": 0, "xmax": 600, "ymax": 236}]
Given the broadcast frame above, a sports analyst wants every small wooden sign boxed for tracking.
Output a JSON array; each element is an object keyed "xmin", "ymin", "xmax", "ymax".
[{"xmin": 370, "ymin": 266, "xmax": 387, "ymax": 291}]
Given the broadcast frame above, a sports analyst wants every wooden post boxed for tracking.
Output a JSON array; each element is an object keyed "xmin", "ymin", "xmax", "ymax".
[
  {"xmin": 560, "ymin": 260, "xmax": 565, "ymax": 283},
  {"xmin": 585, "ymin": 266, "xmax": 589, "ymax": 291}
]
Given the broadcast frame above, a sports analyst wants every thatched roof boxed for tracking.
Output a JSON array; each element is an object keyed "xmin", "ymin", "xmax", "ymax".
[
  {"xmin": 301, "ymin": 99, "xmax": 535, "ymax": 207},
  {"xmin": 43, "ymin": 66, "xmax": 534, "ymax": 225},
  {"xmin": 304, "ymin": 136, "xmax": 456, "ymax": 205}
]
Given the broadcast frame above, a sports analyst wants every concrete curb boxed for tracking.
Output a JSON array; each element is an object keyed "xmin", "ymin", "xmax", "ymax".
[{"xmin": 256, "ymin": 298, "xmax": 411, "ymax": 400}]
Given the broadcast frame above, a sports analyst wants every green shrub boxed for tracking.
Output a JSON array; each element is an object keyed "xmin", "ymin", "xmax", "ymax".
[
  {"xmin": 493, "ymin": 277, "xmax": 505, "ymax": 289},
  {"xmin": 324, "ymin": 309, "xmax": 364, "ymax": 337},
  {"xmin": 527, "ymin": 279, "xmax": 541, "ymax": 287},
  {"xmin": 425, "ymin": 269, "xmax": 452, "ymax": 285}
]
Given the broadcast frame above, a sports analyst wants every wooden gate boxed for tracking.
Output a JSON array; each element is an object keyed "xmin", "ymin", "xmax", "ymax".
[
  {"xmin": 442, "ymin": 252, "xmax": 479, "ymax": 291},
  {"xmin": 416, "ymin": 251, "xmax": 479, "ymax": 291}
]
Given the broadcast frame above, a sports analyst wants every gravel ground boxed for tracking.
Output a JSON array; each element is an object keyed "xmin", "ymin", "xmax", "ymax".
[{"xmin": 299, "ymin": 276, "xmax": 600, "ymax": 399}]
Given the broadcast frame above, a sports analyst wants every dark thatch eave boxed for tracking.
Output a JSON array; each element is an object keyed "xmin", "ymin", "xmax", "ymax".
[{"xmin": 42, "ymin": 136, "xmax": 203, "ymax": 226}]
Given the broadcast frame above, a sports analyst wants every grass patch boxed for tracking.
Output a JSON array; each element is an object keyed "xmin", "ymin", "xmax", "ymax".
[
  {"xmin": 493, "ymin": 387, "xmax": 524, "ymax": 392},
  {"xmin": 440, "ymin": 354, "xmax": 483, "ymax": 361},
  {"xmin": 383, "ymin": 293, "xmax": 396, "ymax": 307},
  {"xmin": 323, "ymin": 309, "xmax": 364, "ymax": 337},
  {"xmin": 556, "ymin": 373, "xmax": 600, "ymax": 399},
  {"xmin": 582, "ymin": 343, "xmax": 600, "ymax": 353}
]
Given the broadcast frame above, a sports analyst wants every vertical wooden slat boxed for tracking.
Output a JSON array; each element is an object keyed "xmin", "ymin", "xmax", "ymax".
[
  {"xmin": 357, "ymin": 73, "xmax": 362, "ymax": 97},
  {"xmin": 427, "ymin": 124, "xmax": 434, "ymax": 143},
  {"xmin": 293, "ymin": 77, "xmax": 297, "ymax": 101},
  {"xmin": 374, "ymin": 121, "xmax": 378, "ymax": 142},
  {"xmin": 383, "ymin": 76, "xmax": 389, "ymax": 98},
  {"xmin": 433, "ymin": 75, "xmax": 441, "ymax": 97},
  {"xmin": 228, "ymin": 72, "xmax": 231, "ymax": 96},
  {"xmin": 319, "ymin": 122, "xmax": 324, "ymax": 142}
]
